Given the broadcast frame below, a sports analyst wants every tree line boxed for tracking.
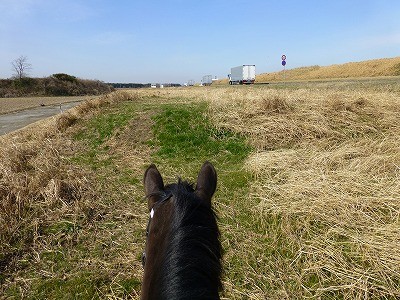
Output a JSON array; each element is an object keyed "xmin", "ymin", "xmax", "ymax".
[{"xmin": 1, "ymin": 56, "xmax": 114, "ymax": 97}]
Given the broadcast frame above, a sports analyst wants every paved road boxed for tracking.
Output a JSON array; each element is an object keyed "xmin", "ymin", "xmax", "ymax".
[{"xmin": 0, "ymin": 102, "xmax": 80, "ymax": 135}]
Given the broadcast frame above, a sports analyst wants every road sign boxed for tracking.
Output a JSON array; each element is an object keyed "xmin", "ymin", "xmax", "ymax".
[{"xmin": 282, "ymin": 55, "xmax": 287, "ymax": 81}]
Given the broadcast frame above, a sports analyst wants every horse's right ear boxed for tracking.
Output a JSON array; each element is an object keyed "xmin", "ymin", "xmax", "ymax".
[
  {"xmin": 195, "ymin": 161, "xmax": 217, "ymax": 207},
  {"xmin": 144, "ymin": 164, "xmax": 164, "ymax": 210}
]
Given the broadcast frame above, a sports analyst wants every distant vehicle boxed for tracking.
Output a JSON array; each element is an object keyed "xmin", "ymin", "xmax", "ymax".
[
  {"xmin": 202, "ymin": 75, "xmax": 212, "ymax": 86},
  {"xmin": 229, "ymin": 65, "xmax": 256, "ymax": 85}
]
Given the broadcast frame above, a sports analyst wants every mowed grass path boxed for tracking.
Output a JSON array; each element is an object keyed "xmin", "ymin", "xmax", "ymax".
[{"xmin": 2, "ymin": 95, "xmax": 261, "ymax": 299}]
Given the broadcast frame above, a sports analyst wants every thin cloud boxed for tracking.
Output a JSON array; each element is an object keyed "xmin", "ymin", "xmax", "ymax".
[
  {"xmin": 361, "ymin": 32, "xmax": 400, "ymax": 48},
  {"xmin": 49, "ymin": 1, "xmax": 97, "ymax": 22},
  {"xmin": 0, "ymin": 0, "xmax": 39, "ymax": 17},
  {"xmin": 89, "ymin": 31, "xmax": 135, "ymax": 45},
  {"xmin": 0, "ymin": 0, "xmax": 95, "ymax": 22}
]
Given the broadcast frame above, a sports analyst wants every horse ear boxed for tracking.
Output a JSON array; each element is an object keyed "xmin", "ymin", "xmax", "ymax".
[
  {"xmin": 195, "ymin": 161, "xmax": 217, "ymax": 207},
  {"xmin": 144, "ymin": 164, "xmax": 165, "ymax": 210}
]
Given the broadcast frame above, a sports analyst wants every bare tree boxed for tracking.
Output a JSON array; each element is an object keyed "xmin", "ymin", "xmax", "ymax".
[{"xmin": 11, "ymin": 56, "xmax": 32, "ymax": 79}]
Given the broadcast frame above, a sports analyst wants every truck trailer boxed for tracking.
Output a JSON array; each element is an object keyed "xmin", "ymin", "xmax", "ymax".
[
  {"xmin": 202, "ymin": 75, "xmax": 213, "ymax": 86},
  {"xmin": 229, "ymin": 65, "xmax": 256, "ymax": 85}
]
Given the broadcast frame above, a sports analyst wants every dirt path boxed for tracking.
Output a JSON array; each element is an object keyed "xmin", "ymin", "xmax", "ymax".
[
  {"xmin": 0, "ymin": 96, "xmax": 95, "ymax": 115},
  {"xmin": 0, "ymin": 95, "xmax": 102, "ymax": 135},
  {"xmin": 0, "ymin": 101, "xmax": 83, "ymax": 135}
]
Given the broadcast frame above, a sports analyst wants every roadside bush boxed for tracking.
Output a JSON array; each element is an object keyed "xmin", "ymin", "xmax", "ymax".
[
  {"xmin": 51, "ymin": 73, "xmax": 78, "ymax": 83},
  {"xmin": 0, "ymin": 79, "xmax": 14, "ymax": 97},
  {"xmin": 0, "ymin": 76, "xmax": 114, "ymax": 98}
]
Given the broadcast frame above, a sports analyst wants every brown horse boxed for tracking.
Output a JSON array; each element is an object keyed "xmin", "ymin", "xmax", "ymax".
[{"xmin": 141, "ymin": 162, "xmax": 222, "ymax": 300}]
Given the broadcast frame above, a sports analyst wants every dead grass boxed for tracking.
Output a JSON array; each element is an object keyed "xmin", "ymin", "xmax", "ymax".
[
  {"xmin": 0, "ymin": 91, "xmax": 143, "ymax": 297},
  {"xmin": 1, "ymin": 82, "xmax": 399, "ymax": 299},
  {"xmin": 205, "ymin": 87, "xmax": 398, "ymax": 150},
  {"xmin": 206, "ymin": 85, "xmax": 400, "ymax": 298},
  {"xmin": 257, "ymin": 56, "xmax": 400, "ymax": 82},
  {"xmin": 119, "ymin": 85, "xmax": 400, "ymax": 298},
  {"xmin": 0, "ymin": 137, "xmax": 96, "ymax": 276}
]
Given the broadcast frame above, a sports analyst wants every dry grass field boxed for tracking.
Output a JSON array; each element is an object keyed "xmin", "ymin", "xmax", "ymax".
[
  {"xmin": 0, "ymin": 73, "xmax": 399, "ymax": 299},
  {"xmin": 257, "ymin": 56, "xmax": 400, "ymax": 82},
  {"xmin": 215, "ymin": 56, "xmax": 400, "ymax": 84},
  {"xmin": 203, "ymin": 84, "xmax": 400, "ymax": 298}
]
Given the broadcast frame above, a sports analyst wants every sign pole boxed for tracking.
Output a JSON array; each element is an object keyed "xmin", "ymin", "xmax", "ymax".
[
  {"xmin": 284, "ymin": 64, "xmax": 286, "ymax": 81},
  {"xmin": 281, "ymin": 54, "xmax": 287, "ymax": 83}
]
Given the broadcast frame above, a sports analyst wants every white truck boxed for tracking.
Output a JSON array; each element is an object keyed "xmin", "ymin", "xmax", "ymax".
[
  {"xmin": 229, "ymin": 65, "xmax": 256, "ymax": 85},
  {"xmin": 202, "ymin": 75, "xmax": 212, "ymax": 86}
]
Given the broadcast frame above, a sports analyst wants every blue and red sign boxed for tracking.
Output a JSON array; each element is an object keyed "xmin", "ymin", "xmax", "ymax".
[{"xmin": 281, "ymin": 54, "xmax": 287, "ymax": 66}]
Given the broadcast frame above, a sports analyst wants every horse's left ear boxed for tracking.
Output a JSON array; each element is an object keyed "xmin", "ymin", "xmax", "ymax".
[
  {"xmin": 195, "ymin": 161, "xmax": 217, "ymax": 207},
  {"xmin": 144, "ymin": 164, "xmax": 165, "ymax": 210}
]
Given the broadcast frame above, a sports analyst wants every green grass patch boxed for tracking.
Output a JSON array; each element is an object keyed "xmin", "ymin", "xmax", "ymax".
[
  {"xmin": 6, "ymin": 271, "xmax": 141, "ymax": 300},
  {"xmin": 74, "ymin": 105, "xmax": 134, "ymax": 148},
  {"xmin": 29, "ymin": 272, "xmax": 109, "ymax": 300},
  {"xmin": 151, "ymin": 102, "xmax": 251, "ymax": 165},
  {"xmin": 44, "ymin": 221, "xmax": 80, "ymax": 235},
  {"xmin": 150, "ymin": 100, "xmax": 254, "ymax": 225},
  {"xmin": 72, "ymin": 102, "xmax": 138, "ymax": 170}
]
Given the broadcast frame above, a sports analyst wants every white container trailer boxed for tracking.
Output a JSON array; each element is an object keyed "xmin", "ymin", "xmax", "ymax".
[
  {"xmin": 229, "ymin": 65, "xmax": 256, "ymax": 85},
  {"xmin": 202, "ymin": 75, "xmax": 212, "ymax": 86}
]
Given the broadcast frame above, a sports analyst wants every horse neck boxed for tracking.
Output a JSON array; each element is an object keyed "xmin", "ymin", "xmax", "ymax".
[
  {"xmin": 142, "ymin": 188, "xmax": 222, "ymax": 300},
  {"xmin": 158, "ymin": 197, "xmax": 222, "ymax": 299}
]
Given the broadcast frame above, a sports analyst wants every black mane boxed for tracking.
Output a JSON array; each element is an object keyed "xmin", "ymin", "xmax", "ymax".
[{"xmin": 158, "ymin": 180, "xmax": 222, "ymax": 299}]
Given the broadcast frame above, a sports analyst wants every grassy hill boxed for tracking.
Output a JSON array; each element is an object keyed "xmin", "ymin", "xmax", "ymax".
[
  {"xmin": 257, "ymin": 56, "xmax": 400, "ymax": 82},
  {"xmin": 214, "ymin": 57, "xmax": 400, "ymax": 84}
]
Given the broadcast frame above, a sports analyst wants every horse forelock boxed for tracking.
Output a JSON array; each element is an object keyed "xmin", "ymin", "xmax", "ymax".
[{"xmin": 155, "ymin": 180, "xmax": 222, "ymax": 299}]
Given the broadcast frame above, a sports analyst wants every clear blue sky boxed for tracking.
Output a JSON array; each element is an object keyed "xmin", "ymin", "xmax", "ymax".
[{"xmin": 1, "ymin": 0, "xmax": 399, "ymax": 83}]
